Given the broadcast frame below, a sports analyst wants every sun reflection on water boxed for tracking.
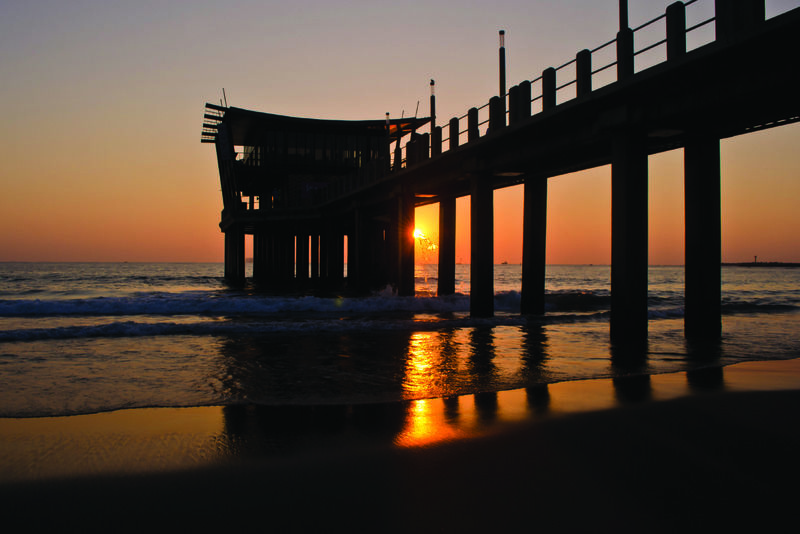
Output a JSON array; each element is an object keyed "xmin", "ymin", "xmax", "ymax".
[{"xmin": 403, "ymin": 332, "xmax": 442, "ymax": 397}]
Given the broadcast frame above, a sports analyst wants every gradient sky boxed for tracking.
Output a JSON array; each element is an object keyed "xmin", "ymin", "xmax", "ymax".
[{"xmin": 2, "ymin": 0, "xmax": 798, "ymax": 264}]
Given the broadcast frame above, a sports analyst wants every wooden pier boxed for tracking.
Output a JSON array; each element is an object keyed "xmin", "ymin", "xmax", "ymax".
[{"xmin": 202, "ymin": 0, "xmax": 800, "ymax": 342}]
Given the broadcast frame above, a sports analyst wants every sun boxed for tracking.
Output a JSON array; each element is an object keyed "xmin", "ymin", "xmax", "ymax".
[{"xmin": 414, "ymin": 228, "xmax": 426, "ymax": 240}]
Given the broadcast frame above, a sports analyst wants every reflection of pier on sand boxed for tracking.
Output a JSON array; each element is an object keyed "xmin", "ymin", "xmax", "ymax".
[
  {"xmin": 3, "ymin": 359, "xmax": 799, "ymax": 475},
  {"xmin": 3, "ymin": 359, "xmax": 800, "ymax": 531}
]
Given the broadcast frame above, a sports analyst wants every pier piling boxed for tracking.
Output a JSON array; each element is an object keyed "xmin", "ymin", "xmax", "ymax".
[
  {"xmin": 470, "ymin": 174, "xmax": 494, "ymax": 317},
  {"xmin": 611, "ymin": 132, "xmax": 648, "ymax": 346},
  {"xmin": 685, "ymin": 134, "xmax": 721, "ymax": 339},
  {"xmin": 438, "ymin": 196, "xmax": 457, "ymax": 296}
]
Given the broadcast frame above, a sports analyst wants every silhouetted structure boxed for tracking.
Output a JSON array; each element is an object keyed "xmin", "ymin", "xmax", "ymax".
[
  {"xmin": 202, "ymin": 107, "xmax": 428, "ymax": 292},
  {"xmin": 204, "ymin": 0, "xmax": 800, "ymax": 342}
]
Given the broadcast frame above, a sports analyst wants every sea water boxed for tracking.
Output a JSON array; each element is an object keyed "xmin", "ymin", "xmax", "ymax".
[{"xmin": 0, "ymin": 262, "xmax": 798, "ymax": 418}]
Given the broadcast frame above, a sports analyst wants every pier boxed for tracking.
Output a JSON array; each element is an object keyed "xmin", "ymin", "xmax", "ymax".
[{"xmin": 202, "ymin": 0, "xmax": 800, "ymax": 342}]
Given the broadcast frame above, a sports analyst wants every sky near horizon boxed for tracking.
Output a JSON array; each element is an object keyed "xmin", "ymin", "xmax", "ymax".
[{"xmin": 1, "ymin": 0, "xmax": 798, "ymax": 264}]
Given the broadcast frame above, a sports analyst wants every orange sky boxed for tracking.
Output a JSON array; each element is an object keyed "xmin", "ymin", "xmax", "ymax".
[{"xmin": 1, "ymin": 1, "xmax": 798, "ymax": 264}]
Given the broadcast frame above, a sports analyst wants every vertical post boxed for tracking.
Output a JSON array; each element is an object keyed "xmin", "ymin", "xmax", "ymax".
[
  {"xmin": 432, "ymin": 126, "xmax": 442, "ymax": 157},
  {"xmin": 430, "ymin": 79, "xmax": 436, "ymax": 130},
  {"xmin": 310, "ymin": 233, "xmax": 319, "ymax": 281},
  {"xmin": 438, "ymin": 196, "xmax": 457, "ymax": 296},
  {"xmin": 499, "ymin": 30, "xmax": 506, "ymax": 98},
  {"xmin": 666, "ymin": 2, "xmax": 686, "ymax": 61},
  {"xmin": 328, "ymin": 231, "xmax": 344, "ymax": 286},
  {"xmin": 468, "ymin": 107, "xmax": 479, "ymax": 142},
  {"xmin": 470, "ymin": 174, "xmax": 494, "ymax": 317},
  {"xmin": 277, "ymin": 232, "xmax": 294, "ymax": 282},
  {"xmin": 617, "ymin": 28, "xmax": 634, "ymax": 80},
  {"xmin": 347, "ymin": 224, "xmax": 358, "ymax": 289},
  {"xmin": 508, "ymin": 85, "xmax": 520, "ymax": 125},
  {"xmin": 611, "ymin": 131, "xmax": 649, "ymax": 347},
  {"xmin": 394, "ymin": 143, "xmax": 402, "ymax": 171},
  {"xmin": 489, "ymin": 96, "xmax": 505, "ymax": 133},
  {"xmin": 684, "ymin": 134, "xmax": 721, "ymax": 339},
  {"xmin": 542, "ymin": 67, "xmax": 556, "ymax": 111},
  {"xmin": 617, "ymin": 0, "xmax": 633, "ymax": 81},
  {"xmin": 296, "ymin": 231, "xmax": 309, "ymax": 283},
  {"xmin": 319, "ymin": 232, "xmax": 329, "ymax": 282},
  {"xmin": 449, "ymin": 117, "xmax": 460, "ymax": 150},
  {"xmin": 576, "ymin": 49, "xmax": 592, "ymax": 98},
  {"xmin": 397, "ymin": 187, "xmax": 415, "ymax": 296},
  {"xmin": 619, "ymin": 0, "xmax": 628, "ymax": 31},
  {"xmin": 406, "ymin": 136, "xmax": 417, "ymax": 167},
  {"xmin": 384, "ymin": 113, "xmax": 391, "ymax": 172},
  {"xmin": 420, "ymin": 133, "xmax": 430, "ymax": 161},
  {"xmin": 521, "ymin": 175, "xmax": 547, "ymax": 315},
  {"xmin": 252, "ymin": 231, "xmax": 266, "ymax": 281},
  {"xmin": 518, "ymin": 80, "xmax": 532, "ymax": 119},
  {"xmin": 224, "ymin": 229, "xmax": 245, "ymax": 284}
]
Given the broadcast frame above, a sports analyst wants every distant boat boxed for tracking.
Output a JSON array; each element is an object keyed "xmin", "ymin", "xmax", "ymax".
[{"xmin": 500, "ymin": 261, "xmax": 508, "ymax": 265}]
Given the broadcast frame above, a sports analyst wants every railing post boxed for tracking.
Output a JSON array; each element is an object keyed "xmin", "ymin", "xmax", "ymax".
[
  {"xmin": 449, "ymin": 117, "xmax": 460, "ymax": 149},
  {"xmin": 617, "ymin": 27, "xmax": 634, "ymax": 80},
  {"xmin": 542, "ymin": 67, "xmax": 556, "ymax": 111},
  {"xmin": 576, "ymin": 49, "xmax": 592, "ymax": 97},
  {"xmin": 715, "ymin": 0, "xmax": 765, "ymax": 43},
  {"xmin": 508, "ymin": 85, "xmax": 520, "ymax": 125},
  {"xmin": 468, "ymin": 107, "xmax": 479, "ymax": 142},
  {"xmin": 419, "ymin": 133, "xmax": 430, "ymax": 161},
  {"xmin": 432, "ymin": 126, "xmax": 442, "ymax": 157},
  {"xmin": 667, "ymin": 2, "xmax": 686, "ymax": 60},
  {"xmin": 518, "ymin": 80, "xmax": 532, "ymax": 119},
  {"xmin": 489, "ymin": 95, "xmax": 505, "ymax": 133}
]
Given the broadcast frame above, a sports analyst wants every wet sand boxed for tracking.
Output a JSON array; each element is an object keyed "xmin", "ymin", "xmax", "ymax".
[{"xmin": 2, "ymin": 359, "xmax": 800, "ymax": 532}]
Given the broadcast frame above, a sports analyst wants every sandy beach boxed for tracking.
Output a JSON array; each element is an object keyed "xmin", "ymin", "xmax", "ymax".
[{"xmin": 3, "ymin": 358, "xmax": 800, "ymax": 532}]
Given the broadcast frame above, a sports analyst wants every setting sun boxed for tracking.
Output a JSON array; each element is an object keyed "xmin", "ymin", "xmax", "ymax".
[{"xmin": 414, "ymin": 228, "xmax": 425, "ymax": 240}]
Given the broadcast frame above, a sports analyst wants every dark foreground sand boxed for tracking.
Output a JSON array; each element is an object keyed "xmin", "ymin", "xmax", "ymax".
[{"xmin": 3, "ymin": 360, "xmax": 800, "ymax": 532}]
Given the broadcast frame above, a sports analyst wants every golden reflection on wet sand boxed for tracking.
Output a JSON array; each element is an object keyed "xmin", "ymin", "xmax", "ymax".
[{"xmin": 2, "ymin": 358, "xmax": 800, "ymax": 483}]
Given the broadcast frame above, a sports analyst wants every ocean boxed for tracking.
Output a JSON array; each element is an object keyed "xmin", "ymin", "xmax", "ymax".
[{"xmin": 1, "ymin": 262, "xmax": 798, "ymax": 418}]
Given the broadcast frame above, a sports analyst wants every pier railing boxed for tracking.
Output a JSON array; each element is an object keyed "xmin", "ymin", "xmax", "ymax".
[
  {"xmin": 250, "ymin": 0, "xmax": 794, "ymax": 209},
  {"xmin": 391, "ymin": 0, "xmax": 719, "ymax": 171}
]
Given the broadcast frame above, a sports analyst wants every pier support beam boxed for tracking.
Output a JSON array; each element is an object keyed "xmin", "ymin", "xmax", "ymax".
[
  {"xmin": 348, "ymin": 212, "xmax": 362, "ymax": 291},
  {"xmin": 319, "ymin": 233, "xmax": 329, "ymax": 283},
  {"xmin": 684, "ymin": 134, "xmax": 721, "ymax": 339},
  {"xmin": 438, "ymin": 196, "xmax": 457, "ymax": 296},
  {"xmin": 397, "ymin": 188, "xmax": 415, "ymax": 296},
  {"xmin": 327, "ymin": 231, "xmax": 345, "ymax": 287},
  {"xmin": 470, "ymin": 174, "xmax": 494, "ymax": 317},
  {"xmin": 276, "ymin": 232, "xmax": 294, "ymax": 283},
  {"xmin": 310, "ymin": 234, "xmax": 319, "ymax": 281},
  {"xmin": 252, "ymin": 230, "xmax": 269, "ymax": 281},
  {"xmin": 224, "ymin": 229, "xmax": 245, "ymax": 284},
  {"xmin": 521, "ymin": 176, "xmax": 548, "ymax": 315},
  {"xmin": 611, "ymin": 132, "xmax": 648, "ymax": 346},
  {"xmin": 296, "ymin": 231, "xmax": 309, "ymax": 283}
]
